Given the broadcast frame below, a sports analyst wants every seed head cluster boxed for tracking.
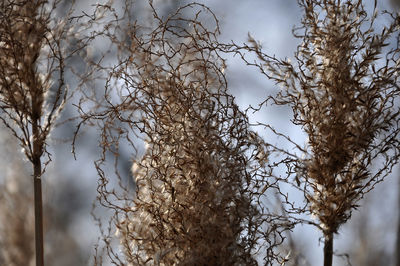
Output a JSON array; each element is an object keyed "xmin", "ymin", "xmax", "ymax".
[{"xmin": 245, "ymin": 0, "xmax": 400, "ymax": 238}]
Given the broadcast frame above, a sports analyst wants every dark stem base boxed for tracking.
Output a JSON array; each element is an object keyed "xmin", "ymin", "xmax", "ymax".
[{"xmin": 323, "ymin": 233, "xmax": 333, "ymax": 266}]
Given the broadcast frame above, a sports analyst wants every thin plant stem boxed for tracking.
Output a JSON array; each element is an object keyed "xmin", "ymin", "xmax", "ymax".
[
  {"xmin": 396, "ymin": 175, "xmax": 400, "ymax": 266},
  {"xmin": 33, "ymin": 162, "xmax": 43, "ymax": 266},
  {"xmin": 323, "ymin": 233, "xmax": 333, "ymax": 266},
  {"xmin": 33, "ymin": 116, "xmax": 44, "ymax": 266}
]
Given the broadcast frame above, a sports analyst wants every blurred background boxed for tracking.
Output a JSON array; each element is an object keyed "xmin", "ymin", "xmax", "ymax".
[{"xmin": 0, "ymin": 0, "xmax": 399, "ymax": 265}]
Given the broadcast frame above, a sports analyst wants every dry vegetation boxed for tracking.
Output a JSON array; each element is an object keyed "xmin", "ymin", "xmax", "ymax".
[
  {"xmin": 0, "ymin": 0, "xmax": 95, "ymax": 265},
  {"xmin": 234, "ymin": 0, "xmax": 400, "ymax": 265},
  {"xmin": 1, "ymin": 0, "xmax": 400, "ymax": 265},
  {"xmin": 81, "ymin": 2, "xmax": 291, "ymax": 265}
]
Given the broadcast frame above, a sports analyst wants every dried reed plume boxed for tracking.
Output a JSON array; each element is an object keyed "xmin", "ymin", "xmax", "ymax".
[
  {"xmin": 0, "ymin": 0, "xmax": 94, "ymax": 264},
  {"xmin": 0, "ymin": 177, "xmax": 35, "ymax": 266},
  {"xmin": 81, "ymin": 1, "xmax": 292, "ymax": 265},
  {"xmin": 0, "ymin": 133, "xmax": 34, "ymax": 266},
  {"xmin": 235, "ymin": 0, "xmax": 400, "ymax": 265}
]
